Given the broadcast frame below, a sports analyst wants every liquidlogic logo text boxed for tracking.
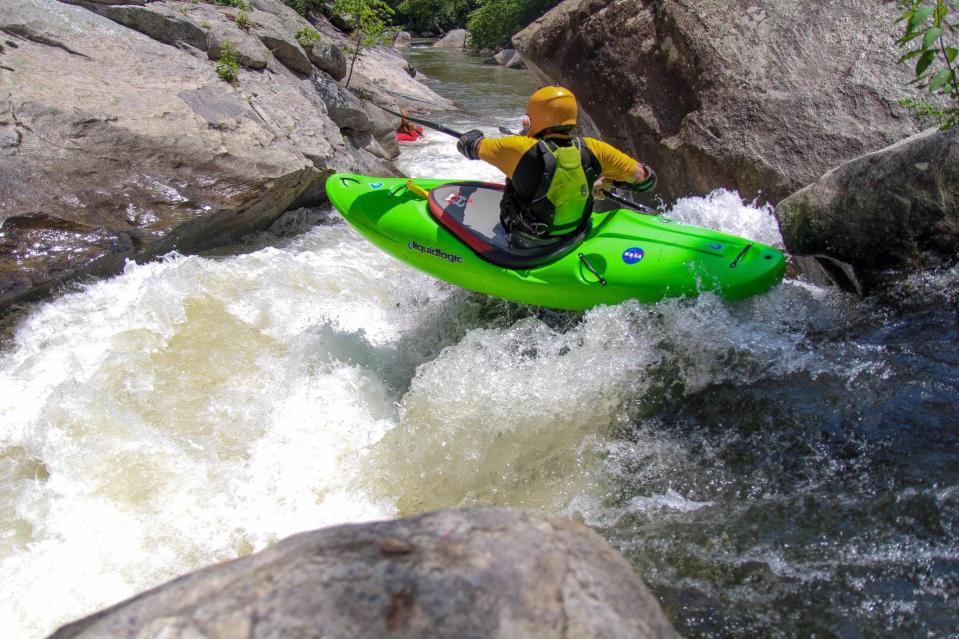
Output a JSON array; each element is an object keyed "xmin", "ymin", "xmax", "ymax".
[{"xmin": 408, "ymin": 240, "xmax": 464, "ymax": 263}]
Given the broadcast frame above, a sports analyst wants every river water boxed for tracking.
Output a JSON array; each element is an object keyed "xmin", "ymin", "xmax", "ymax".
[{"xmin": 2, "ymin": 47, "xmax": 958, "ymax": 638}]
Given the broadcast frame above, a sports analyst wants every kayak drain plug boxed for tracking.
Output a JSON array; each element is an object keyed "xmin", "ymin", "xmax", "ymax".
[{"xmin": 578, "ymin": 253, "xmax": 607, "ymax": 286}]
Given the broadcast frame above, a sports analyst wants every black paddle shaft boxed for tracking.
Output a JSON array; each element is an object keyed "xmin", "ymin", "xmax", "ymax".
[
  {"xmin": 604, "ymin": 190, "xmax": 660, "ymax": 216},
  {"xmin": 371, "ymin": 103, "xmax": 465, "ymax": 139}
]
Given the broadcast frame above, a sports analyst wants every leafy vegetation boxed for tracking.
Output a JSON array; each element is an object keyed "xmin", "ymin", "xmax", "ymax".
[
  {"xmin": 216, "ymin": 40, "xmax": 240, "ymax": 84},
  {"xmin": 283, "ymin": 0, "xmax": 309, "ymax": 16},
  {"xmin": 234, "ymin": 9, "xmax": 253, "ymax": 30},
  {"xmin": 296, "ymin": 26, "xmax": 324, "ymax": 46},
  {"xmin": 333, "ymin": 0, "xmax": 394, "ymax": 87},
  {"xmin": 396, "ymin": 0, "xmax": 471, "ymax": 32},
  {"xmin": 467, "ymin": 0, "xmax": 555, "ymax": 48},
  {"xmin": 213, "ymin": 0, "xmax": 252, "ymax": 10},
  {"xmin": 897, "ymin": 0, "xmax": 959, "ymax": 129}
]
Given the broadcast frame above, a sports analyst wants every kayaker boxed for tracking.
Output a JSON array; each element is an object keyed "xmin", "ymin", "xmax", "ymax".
[
  {"xmin": 397, "ymin": 111, "xmax": 420, "ymax": 137},
  {"xmin": 456, "ymin": 86, "xmax": 655, "ymax": 248}
]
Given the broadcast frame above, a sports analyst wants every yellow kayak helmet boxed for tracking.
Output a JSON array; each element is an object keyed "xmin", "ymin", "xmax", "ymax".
[{"xmin": 526, "ymin": 86, "xmax": 577, "ymax": 137}]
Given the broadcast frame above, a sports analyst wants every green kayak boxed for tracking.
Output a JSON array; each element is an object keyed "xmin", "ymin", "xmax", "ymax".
[{"xmin": 325, "ymin": 173, "xmax": 786, "ymax": 311}]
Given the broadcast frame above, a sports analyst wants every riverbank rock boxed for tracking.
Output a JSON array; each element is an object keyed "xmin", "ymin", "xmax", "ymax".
[
  {"xmin": 47, "ymin": 508, "xmax": 679, "ymax": 639},
  {"xmin": 504, "ymin": 51, "xmax": 525, "ymax": 69},
  {"xmin": 348, "ymin": 44, "xmax": 456, "ymax": 112},
  {"xmin": 306, "ymin": 14, "xmax": 455, "ymax": 112},
  {"xmin": 494, "ymin": 48, "xmax": 517, "ymax": 65},
  {"xmin": 393, "ymin": 30, "xmax": 411, "ymax": 48},
  {"xmin": 0, "ymin": 0, "xmax": 406, "ymax": 313},
  {"xmin": 514, "ymin": 0, "xmax": 927, "ymax": 204},
  {"xmin": 775, "ymin": 126, "xmax": 959, "ymax": 294},
  {"xmin": 433, "ymin": 28, "xmax": 469, "ymax": 49}
]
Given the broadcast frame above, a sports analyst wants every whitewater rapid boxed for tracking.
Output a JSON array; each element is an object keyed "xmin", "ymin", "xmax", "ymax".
[
  {"xmin": 0, "ymin": 126, "xmax": 797, "ymax": 637},
  {"xmin": 5, "ymin": 51, "xmax": 957, "ymax": 637}
]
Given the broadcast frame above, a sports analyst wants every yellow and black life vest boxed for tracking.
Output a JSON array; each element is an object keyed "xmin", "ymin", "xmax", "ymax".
[{"xmin": 500, "ymin": 137, "xmax": 602, "ymax": 239}]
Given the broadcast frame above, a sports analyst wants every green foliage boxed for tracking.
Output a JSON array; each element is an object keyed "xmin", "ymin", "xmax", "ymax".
[
  {"xmin": 234, "ymin": 9, "xmax": 253, "ymax": 30},
  {"xmin": 216, "ymin": 40, "xmax": 240, "ymax": 84},
  {"xmin": 896, "ymin": 0, "xmax": 959, "ymax": 129},
  {"xmin": 333, "ymin": 0, "xmax": 395, "ymax": 87},
  {"xmin": 283, "ymin": 0, "xmax": 309, "ymax": 16},
  {"xmin": 296, "ymin": 27, "xmax": 323, "ymax": 46},
  {"xmin": 396, "ymin": 0, "xmax": 471, "ymax": 32},
  {"xmin": 467, "ymin": 0, "xmax": 557, "ymax": 49},
  {"xmin": 214, "ymin": 0, "xmax": 251, "ymax": 10}
]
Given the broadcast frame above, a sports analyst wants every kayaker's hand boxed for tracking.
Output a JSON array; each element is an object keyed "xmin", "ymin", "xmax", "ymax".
[
  {"xmin": 632, "ymin": 163, "xmax": 657, "ymax": 192},
  {"xmin": 592, "ymin": 177, "xmax": 611, "ymax": 200},
  {"xmin": 457, "ymin": 129, "xmax": 485, "ymax": 160}
]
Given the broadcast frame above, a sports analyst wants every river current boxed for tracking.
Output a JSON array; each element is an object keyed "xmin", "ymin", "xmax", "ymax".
[{"xmin": 1, "ymin": 48, "xmax": 958, "ymax": 638}]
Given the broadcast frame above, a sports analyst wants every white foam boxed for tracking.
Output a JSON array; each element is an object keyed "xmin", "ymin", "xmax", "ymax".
[
  {"xmin": 1, "ymin": 119, "xmax": 873, "ymax": 639},
  {"xmin": 0, "ymin": 223, "xmax": 455, "ymax": 638}
]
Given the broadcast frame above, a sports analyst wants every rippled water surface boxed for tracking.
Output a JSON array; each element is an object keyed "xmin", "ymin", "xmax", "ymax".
[{"xmin": 1, "ymin": 47, "xmax": 957, "ymax": 638}]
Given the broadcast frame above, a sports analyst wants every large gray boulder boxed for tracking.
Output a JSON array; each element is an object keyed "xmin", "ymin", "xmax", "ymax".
[
  {"xmin": 250, "ymin": 10, "xmax": 314, "ymax": 75},
  {"xmin": 494, "ymin": 47, "xmax": 517, "ymax": 65},
  {"xmin": 775, "ymin": 126, "xmax": 959, "ymax": 293},
  {"xmin": 393, "ymin": 30, "xmax": 411, "ymax": 48},
  {"xmin": 47, "ymin": 509, "xmax": 679, "ymax": 639},
  {"xmin": 433, "ymin": 28, "xmax": 469, "ymax": 49},
  {"xmin": 514, "ymin": 0, "xmax": 927, "ymax": 204},
  {"xmin": 0, "ymin": 0, "xmax": 398, "ymax": 312},
  {"xmin": 304, "ymin": 37, "xmax": 347, "ymax": 80}
]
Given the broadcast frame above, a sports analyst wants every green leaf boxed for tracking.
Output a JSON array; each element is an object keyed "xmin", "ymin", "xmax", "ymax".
[
  {"xmin": 929, "ymin": 68, "xmax": 953, "ymax": 92},
  {"xmin": 916, "ymin": 49, "xmax": 937, "ymax": 77},
  {"xmin": 909, "ymin": 6, "xmax": 935, "ymax": 32},
  {"xmin": 947, "ymin": 47, "xmax": 958, "ymax": 63},
  {"xmin": 899, "ymin": 49, "xmax": 924, "ymax": 63},
  {"xmin": 898, "ymin": 30, "xmax": 924, "ymax": 45},
  {"xmin": 923, "ymin": 26, "xmax": 944, "ymax": 48}
]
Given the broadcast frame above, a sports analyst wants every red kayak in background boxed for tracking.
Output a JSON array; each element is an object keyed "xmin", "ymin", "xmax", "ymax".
[{"xmin": 396, "ymin": 125, "xmax": 424, "ymax": 143}]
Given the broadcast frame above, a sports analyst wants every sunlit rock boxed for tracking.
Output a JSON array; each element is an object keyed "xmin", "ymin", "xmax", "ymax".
[
  {"xmin": 46, "ymin": 508, "xmax": 679, "ymax": 639},
  {"xmin": 0, "ymin": 0, "xmax": 408, "ymax": 312},
  {"xmin": 433, "ymin": 28, "xmax": 469, "ymax": 49},
  {"xmin": 393, "ymin": 30, "xmax": 411, "ymax": 49}
]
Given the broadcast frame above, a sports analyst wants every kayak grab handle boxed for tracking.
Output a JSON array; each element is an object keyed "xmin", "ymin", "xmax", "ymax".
[
  {"xmin": 729, "ymin": 243, "xmax": 754, "ymax": 269},
  {"xmin": 578, "ymin": 253, "xmax": 607, "ymax": 286},
  {"xmin": 389, "ymin": 179, "xmax": 430, "ymax": 199}
]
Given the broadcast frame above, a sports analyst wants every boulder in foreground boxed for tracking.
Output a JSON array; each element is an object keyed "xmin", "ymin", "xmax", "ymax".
[{"xmin": 48, "ymin": 508, "xmax": 679, "ymax": 639}]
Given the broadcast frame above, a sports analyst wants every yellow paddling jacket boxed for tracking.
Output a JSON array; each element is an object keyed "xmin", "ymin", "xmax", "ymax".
[{"xmin": 477, "ymin": 134, "xmax": 640, "ymax": 238}]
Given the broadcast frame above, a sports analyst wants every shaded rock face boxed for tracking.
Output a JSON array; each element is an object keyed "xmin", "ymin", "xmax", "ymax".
[
  {"xmin": 47, "ymin": 508, "xmax": 679, "ymax": 639},
  {"xmin": 0, "ymin": 0, "xmax": 406, "ymax": 312},
  {"xmin": 775, "ymin": 127, "xmax": 959, "ymax": 293},
  {"xmin": 514, "ymin": 0, "xmax": 925, "ymax": 204}
]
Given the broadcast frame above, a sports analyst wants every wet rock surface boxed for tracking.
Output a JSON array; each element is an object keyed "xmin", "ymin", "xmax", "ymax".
[
  {"xmin": 514, "ymin": 0, "xmax": 926, "ymax": 205},
  {"xmin": 47, "ymin": 508, "xmax": 679, "ymax": 639},
  {"xmin": 776, "ymin": 126, "xmax": 959, "ymax": 293}
]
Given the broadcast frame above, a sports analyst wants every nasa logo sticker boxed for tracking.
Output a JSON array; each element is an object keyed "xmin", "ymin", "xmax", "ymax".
[{"xmin": 622, "ymin": 246, "xmax": 645, "ymax": 264}]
